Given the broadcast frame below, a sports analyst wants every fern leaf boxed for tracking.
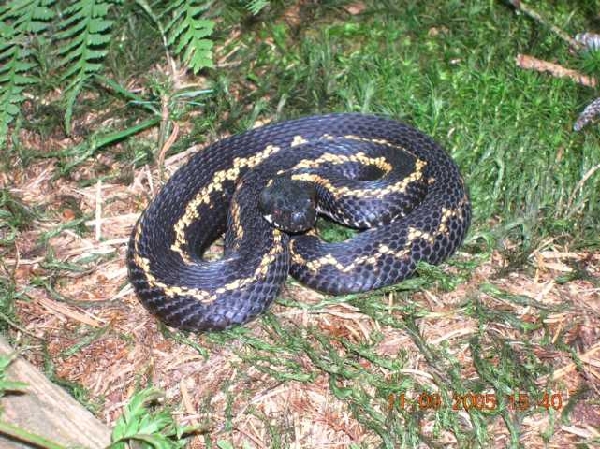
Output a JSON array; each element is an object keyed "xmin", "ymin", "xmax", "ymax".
[
  {"xmin": 55, "ymin": 0, "xmax": 113, "ymax": 133},
  {"xmin": 0, "ymin": 0, "xmax": 55, "ymax": 149},
  {"xmin": 165, "ymin": 0, "xmax": 214, "ymax": 74},
  {"xmin": 246, "ymin": 0, "xmax": 269, "ymax": 15}
]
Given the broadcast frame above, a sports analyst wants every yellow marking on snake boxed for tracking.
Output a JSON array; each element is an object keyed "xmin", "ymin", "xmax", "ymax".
[
  {"xmin": 290, "ymin": 239, "xmax": 305, "ymax": 265},
  {"xmin": 342, "ymin": 135, "xmax": 396, "ymax": 145},
  {"xmin": 291, "ymin": 135, "xmax": 309, "ymax": 147},
  {"xmin": 229, "ymin": 198, "xmax": 244, "ymax": 250},
  {"xmin": 170, "ymin": 144, "xmax": 281, "ymax": 261},
  {"xmin": 280, "ymin": 133, "xmax": 416, "ymax": 173},
  {"xmin": 296, "ymin": 242, "xmax": 409, "ymax": 274},
  {"xmin": 132, "ymin": 220, "xmax": 284, "ymax": 304},
  {"xmin": 284, "ymin": 151, "xmax": 392, "ymax": 172},
  {"xmin": 291, "ymin": 200, "xmax": 466, "ymax": 273},
  {"xmin": 214, "ymin": 229, "xmax": 284, "ymax": 295},
  {"xmin": 289, "ymin": 158, "xmax": 427, "ymax": 199},
  {"xmin": 132, "ymin": 222, "xmax": 215, "ymax": 303}
]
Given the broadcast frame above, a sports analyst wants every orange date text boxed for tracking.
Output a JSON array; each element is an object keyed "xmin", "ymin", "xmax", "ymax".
[{"xmin": 388, "ymin": 391, "xmax": 564, "ymax": 412}]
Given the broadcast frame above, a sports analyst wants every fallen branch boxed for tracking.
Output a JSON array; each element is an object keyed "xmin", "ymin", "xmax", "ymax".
[
  {"xmin": 516, "ymin": 54, "xmax": 597, "ymax": 87},
  {"xmin": 0, "ymin": 337, "xmax": 111, "ymax": 448}
]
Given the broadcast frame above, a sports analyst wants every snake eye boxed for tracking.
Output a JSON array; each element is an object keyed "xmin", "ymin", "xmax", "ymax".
[{"xmin": 292, "ymin": 211, "xmax": 304, "ymax": 223}]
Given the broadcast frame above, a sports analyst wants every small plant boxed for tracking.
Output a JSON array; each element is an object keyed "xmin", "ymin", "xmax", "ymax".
[
  {"xmin": 0, "ymin": 1, "xmax": 55, "ymax": 148},
  {"xmin": 246, "ymin": 0, "xmax": 270, "ymax": 15},
  {"xmin": 109, "ymin": 387, "xmax": 202, "ymax": 449},
  {"xmin": 0, "ymin": 0, "xmax": 259, "ymax": 154}
]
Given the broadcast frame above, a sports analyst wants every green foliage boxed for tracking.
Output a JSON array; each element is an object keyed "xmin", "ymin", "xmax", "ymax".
[
  {"xmin": 109, "ymin": 387, "xmax": 200, "ymax": 449},
  {"xmin": 246, "ymin": 0, "xmax": 270, "ymax": 15},
  {"xmin": 0, "ymin": 0, "xmax": 268, "ymax": 157},
  {"xmin": 217, "ymin": 441, "xmax": 254, "ymax": 449},
  {"xmin": 0, "ymin": 188, "xmax": 37, "ymax": 247},
  {"xmin": 56, "ymin": 0, "xmax": 113, "ymax": 132},
  {"xmin": 164, "ymin": 0, "xmax": 214, "ymax": 74},
  {"xmin": 0, "ymin": 0, "xmax": 240, "ymax": 150},
  {"xmin": 0, "ymin": 0, "xmax": 55, "ymax": 149}
]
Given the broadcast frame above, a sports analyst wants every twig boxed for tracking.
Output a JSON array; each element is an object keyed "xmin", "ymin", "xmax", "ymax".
[
  {"xmin": 566, "ymin": 163, "xmax": 600, "ymax": 211},
  {"xmin": 157, "ymin": 122, "xmax": 180, "ymax": 180},
  {"xmin": 506, "ymin": 0, "xmax": 582, "ymax": 51},
  {"xmin": 550, "ymin": 342, "xmax": 600, "ymax": 381},
  {"xmin": 157, "ymin": 93, "xmax": 171, "ymax": 172},
  {"xmin": 145, "ymin": 164, "xmax": 155, "ymax": 197},
  {"xmin": 516, "ymin": 54, "xmax": 597, "ymax": 87}
]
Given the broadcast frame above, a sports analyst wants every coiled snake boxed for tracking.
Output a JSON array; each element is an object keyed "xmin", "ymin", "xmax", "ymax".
[{"xmin": 127, "ymin": 114, "xmax": 471, "ymax": 331}]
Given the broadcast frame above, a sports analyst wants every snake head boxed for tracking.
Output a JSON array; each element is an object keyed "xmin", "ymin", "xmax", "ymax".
[{"xmin": 259, "ymin": 176, "xmax": 317, "ymax": 233}]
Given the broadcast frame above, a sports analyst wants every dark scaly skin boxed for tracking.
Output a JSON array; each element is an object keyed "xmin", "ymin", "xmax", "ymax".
[{"xmin": 127, "ymin": 114, "xmax": 471, "ymax": 331}]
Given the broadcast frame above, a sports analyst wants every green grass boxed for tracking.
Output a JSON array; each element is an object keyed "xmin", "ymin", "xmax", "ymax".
[
  {"xmin": 209, "ymin": 0, "xmax": 599, "ymax": 241},
  {"xmin": 2, "ymin": 0, "xmax": 599, "ymax": 448}
]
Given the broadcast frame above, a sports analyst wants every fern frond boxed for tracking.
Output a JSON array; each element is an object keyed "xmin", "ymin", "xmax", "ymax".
[
  {"xmin": 55, "ymin": 0, "xmax": 113, "ymax": 133},
  {"xmin": 165, "ymin": 0, "xmax": 214, "ymax": 74},
  {"xmin": 246, "ymin": 0, "xmax": 269, "ymax": 15},
  {"xmin": 0, "ymin": 0, "xmax": 55, "ymax": 149}
]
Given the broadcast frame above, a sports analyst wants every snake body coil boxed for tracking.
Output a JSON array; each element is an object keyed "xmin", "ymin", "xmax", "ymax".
[{"xmin": 127, "ymin": 114, "xmax": 471, "ymax": 331}]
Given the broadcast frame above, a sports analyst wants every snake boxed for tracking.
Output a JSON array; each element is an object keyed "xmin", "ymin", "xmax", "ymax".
[{"xmin": 127, "ymin": 113, "xmax": 471, "ymax": 331}]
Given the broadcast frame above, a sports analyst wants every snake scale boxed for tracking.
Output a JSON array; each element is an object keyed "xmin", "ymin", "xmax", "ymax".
[{"xmin": 127, "ymin": 113, "xmax": 471, "ymax": 331}]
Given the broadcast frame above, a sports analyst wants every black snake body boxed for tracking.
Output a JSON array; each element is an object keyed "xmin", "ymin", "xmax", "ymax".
[{"xmin": 127, "ymin": 114, "xmax": 471, "ymax": 331}]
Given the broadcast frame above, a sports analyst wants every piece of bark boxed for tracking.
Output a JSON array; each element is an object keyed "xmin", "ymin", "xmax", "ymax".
[
  {"xmin": 0, "ymin": 336, "xmax": 111, "ymax": 448},
  {"xmin": 516, "ymin": 53, "xmax": 597, "ymax": 87}
]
